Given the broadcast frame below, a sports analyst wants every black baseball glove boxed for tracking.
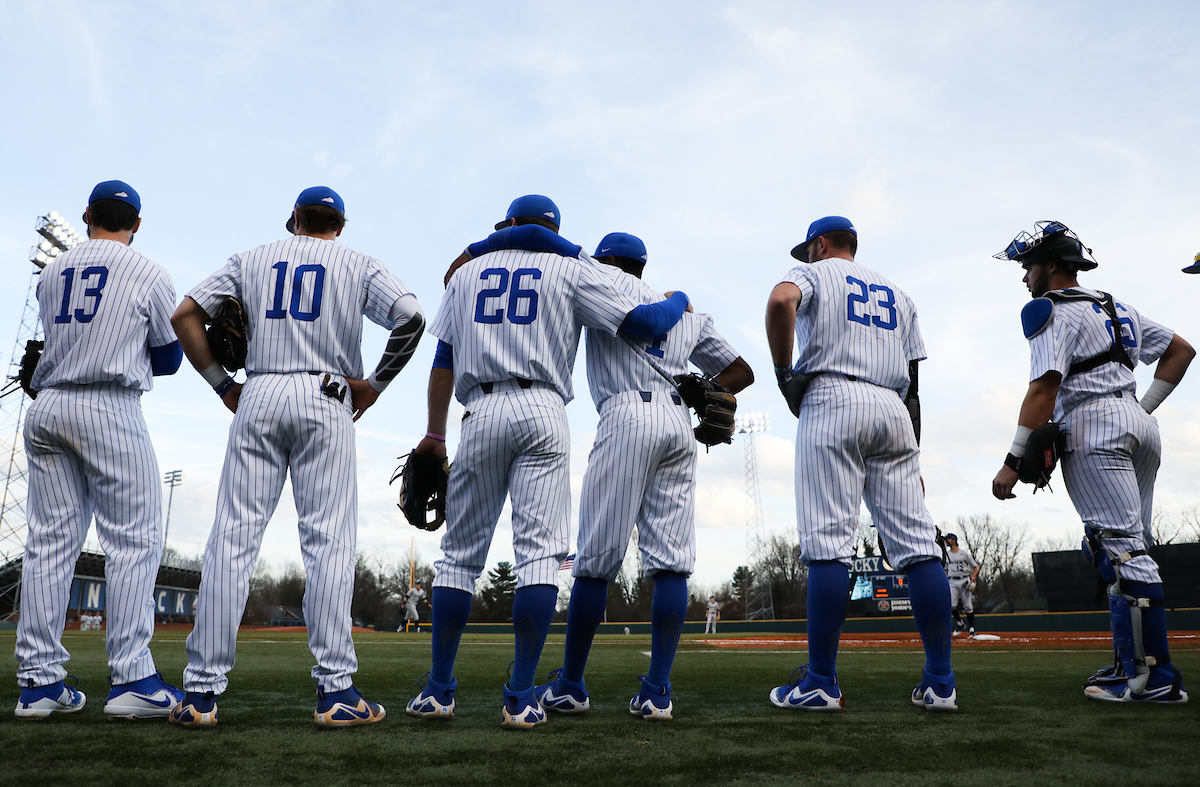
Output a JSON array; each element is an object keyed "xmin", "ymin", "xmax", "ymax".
[
  {"xmin": 1007, "ymin": 422, "xmax": 1067, "ymax": 491},
  {"xmin": 390, "ymin": 451, "xmax": 450, "ymax": 531},
  {"xmin": 674, "ymin": 373, "xmax": 737, "ymax": 446},
  {"xmin": 207, "ymin": 296, "xmax": 248, "ymax": 372},
  {"xmin": 18, "ymin": 339, "xmax": 44, "ymax": 399}
]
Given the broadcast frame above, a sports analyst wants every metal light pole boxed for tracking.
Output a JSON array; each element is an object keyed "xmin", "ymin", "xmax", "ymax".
[{"xmin": 162, "ymin": 470, "xmax": 182, "ymax": 563}]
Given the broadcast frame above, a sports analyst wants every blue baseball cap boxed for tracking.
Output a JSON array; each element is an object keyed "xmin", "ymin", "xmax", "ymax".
[
  {"xmin": 594, "ymin": 232, "xmax": 648, "ymax": 264},
  {"xmin": 790, "ymin": 215, "xmax": 856, "ymax": 261},
  {"xmin": 286, "ymin": 186, "xmax": 345, "ymax": 233},
  {"xmin": 496, "ymin": 194, "xmax": 560, "ymax": 231},
  {"xmin": 88, "ymin": 180, "xmax": 141, "ymax": 214}
]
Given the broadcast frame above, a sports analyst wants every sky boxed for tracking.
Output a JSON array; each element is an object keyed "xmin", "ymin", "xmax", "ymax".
[{"xmin": 1, "ymin": 1, "xmax": 1197, "ymax": 591}]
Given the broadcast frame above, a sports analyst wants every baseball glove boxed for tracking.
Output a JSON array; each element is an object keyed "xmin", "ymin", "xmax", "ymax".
[
  {"xmin": 390, "ymin": 451, "xmax": 450, "ymax": 531},
  {"xmin": 1012, "ymin": 422, "xmax": 1067, "ymax": 491},
  {"xmin": 18, "ymin": 339, "xmax": 44, "ymax": 399},
  {"xmin": 207, "ymin": 296, "xmax": 248, "ymax": 372},
  {"xmin": 674, "ymin": 373, "xmax": 737, "ymax": 446}
]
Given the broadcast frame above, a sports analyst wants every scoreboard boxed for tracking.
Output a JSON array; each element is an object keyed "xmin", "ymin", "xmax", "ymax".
[{"xmin": 848, "ymin": 555, "xmax": 911, "ymax": 615}]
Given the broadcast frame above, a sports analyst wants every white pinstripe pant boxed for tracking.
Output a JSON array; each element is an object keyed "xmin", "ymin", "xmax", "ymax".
[
  {"xmin": 574, "ymin": 391, "xmax": 697, "ymax": 581},
  {"xmin": 184, "ymin": 373, "xmax": 359, "ymax": 694},
  {"xmin": 16, "ymin": 385, "xmax": 163, "ymax": 686},
  {"xmin": 793, "ymin": 376, "xmax": 940, "ymax": 570},
  {"xmin": 434, "ymin": 382, "xmax": 570, "ymax": 592},
  {"xmin": 1061, "ymin": 396, "xmax": 1162, "ymax": 584}
]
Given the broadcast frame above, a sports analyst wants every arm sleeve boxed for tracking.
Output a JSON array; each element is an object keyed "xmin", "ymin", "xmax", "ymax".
[
  {"xmin": 904, "ymin": 359, "xmax": 921, "ymax": 444},
  {"xmin": 619, "ymin": 291, "xmax": 690, "ymax": 338},
  {"xmin": 367, "ymin": 309, "xmax": 426, "ymax": 392},
  {"xmin": 149, "ymin": 341, "xmax": 183, "ymax": 376},
  {"xmin": 432, "ymin": 340, "xmax": 454, "ymax": 371},
  {"xmin": 571, "ymin": 255, "xmax": 642, "ymax": 335}
]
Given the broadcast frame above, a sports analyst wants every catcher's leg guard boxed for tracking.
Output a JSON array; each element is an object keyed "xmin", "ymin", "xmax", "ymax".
[
  {"xmin": 1108, "ymin": 583, "xmax": 1149, "ymax": 694},
  {"xmin": 1081, "ymin": 524, "xmax": 1118, "ymax": 585}
]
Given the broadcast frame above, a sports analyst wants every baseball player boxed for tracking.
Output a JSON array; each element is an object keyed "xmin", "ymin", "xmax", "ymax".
[
  {"xmin": 705, "ymin": 596, "xmax": 720, "ymax": 634},
  {"xmin": 942, "ymin": 533, "xmax": 979, "ymax": 636},
  {"xmin": 169, "ymin": 187, "xmax": 425, "ymax": 728},
  {"xmin": 403, "ymin": 581, "xmax": 426, "ymax": 632},
  {"xmin": 404, "ymin": 197, "xmax": 691, "ymax": 730},
  {"xmin": 14, "ymin": 181, "xmax": 186, "ymax": 720},
  {"xmin": 991, "ymin": 221, "xmax": 1193, "ymax": 704},
  {"xmin": 535, "ymin": 232, "xmax": 753, "ymax": 721},
  {"xmin": 765, "ymin": 216, "xmax": 957, "ymax": 712}
]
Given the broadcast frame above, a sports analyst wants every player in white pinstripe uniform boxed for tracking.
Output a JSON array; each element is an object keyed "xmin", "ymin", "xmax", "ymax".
[
  {"xmin": 15, "ymin": 181, "xmax": 186, "ymax": 720},
  {"xmin": 941, "ymin": 533, "xmax": 979, "ymax": 636},
  {"xmin": 534, "ymin": 232, "xmax": 752, "ymax": 721},
  {"xmin": 169, "ymin": 187, "xmax": 425, "ymax": 728},
  {"xmin": 404, "ymin": 198, "xmax": 691, "ymax": 730},
  {"xmin": 992, "ymin": 221, "xmax": 1193, "ymax": 704},
  {"xmin": 766, "ymin": 216, "xmax": 957, "ymax": 712}
]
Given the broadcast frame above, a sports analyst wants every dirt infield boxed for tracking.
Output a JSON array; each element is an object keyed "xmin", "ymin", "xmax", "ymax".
[{"xmin": 703, "ymin": 631, "xmax": 1200, "ymax": 650}]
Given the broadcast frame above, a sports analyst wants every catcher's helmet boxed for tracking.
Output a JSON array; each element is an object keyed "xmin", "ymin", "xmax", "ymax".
[{"xmin": 994, "ymin": 220, "xmax": 1097, "ymax": 271}]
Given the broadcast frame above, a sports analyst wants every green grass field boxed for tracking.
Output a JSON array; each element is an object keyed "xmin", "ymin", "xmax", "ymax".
[{"xmin": 0, "ymin": 630, "xmax": 1196, "ymax": 786}]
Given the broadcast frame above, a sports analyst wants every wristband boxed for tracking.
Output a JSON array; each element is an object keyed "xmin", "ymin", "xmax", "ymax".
[
  {"xmin": 774, "ymin": 365, "xmax": 794, "ymax": 385},
  {"xmin": 215, "ymin": 377, "xmax": 235, "ymax": 398},
  {"xmin": 425, "ymin": 432, "xmax": 446, "ymax": 442},
  {"xmin": 1003, "ymin": 453, "xmax": 1022, "ymax": 473},
  {"xmin": 1140, "ymin": 379, "xmax": 1176, "ymax": 414},
  {"xmin": 1009, "ymin": 425, "xmax": 1033, "ymax": 458},
  {"xmin": 200, "ymin": 361, "xmax": 228, "ymax": 388}
]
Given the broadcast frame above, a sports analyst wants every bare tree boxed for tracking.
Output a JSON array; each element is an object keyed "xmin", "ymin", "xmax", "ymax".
[
  {"xmin": 1150, "ymin": 505, "xmax": 1200, "ymax": 546},
  {"xmin": 953, "ymin": 514, "xmax": 1032, "ymax": 606},
  {"xmin": 854, "ymin": 514, "xmax": 878, "ymax": 558},
  {"xmin": 755, "ymin": 532, "xmax": 807, "ymax": 618}
]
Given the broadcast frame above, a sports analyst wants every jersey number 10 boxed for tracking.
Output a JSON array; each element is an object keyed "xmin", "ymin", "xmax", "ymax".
[{"xmin": 266, "ymin": 261, "xmax": 326, "ymax": 322}]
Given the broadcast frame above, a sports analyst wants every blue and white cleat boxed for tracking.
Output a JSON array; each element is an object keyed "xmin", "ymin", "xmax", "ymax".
[
  {"xmin": 501, "ymin": 683, "xmax": 546, "ymax": 730},
  {"xmin": 406, "ymin": 674, "xmax": 456, "ymax": 719},
  {"xmin": 104, "ymin": 672, "xmax": 184, "ymax": 719},
  {"xmin": 15, "ymin": 677, "xmax": 86, "ymax": 720},
  {"xmin": 535, "ymin": 669, "xmax": 590, "ymax": 715},
  {"xmin": 314, "ymin": 685, "xmax": 386, "ymax": 728},
  {"xmin": 911, "ymin": 667, "xmax": 958, "ymax": 712},
  {"xmin": 629, "ymin": 676, "xmax": 673, "ymax": 721},
  {"xmin": 1085, "ymin": 666, "xmax": 1188, "ymax": 705},
  {"xmin": 770, "ymin": 666, "xmax": 843, "ymax": 712},
  {"xmin": 169, "ymin": 691, "xmax": 218, "ymax": 729}
]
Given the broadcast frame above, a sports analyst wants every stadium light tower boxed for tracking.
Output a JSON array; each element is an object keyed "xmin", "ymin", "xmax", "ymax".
[
  {"xmin": 736, "ymin": 413, "xmax": 774, "ymax": 621},
  {"xmin": 162, "ymin": 470, "xmax": 183, "ymax": 563},
  {"xmin": 1, "ymin": 211, "xmax": 84, "ymax": 619}
]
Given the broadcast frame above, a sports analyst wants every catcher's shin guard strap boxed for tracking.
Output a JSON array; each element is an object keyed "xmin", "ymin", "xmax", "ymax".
[{"xmin": 1081, "ymin": 525, "xmax": 1118, "ymax": 585}]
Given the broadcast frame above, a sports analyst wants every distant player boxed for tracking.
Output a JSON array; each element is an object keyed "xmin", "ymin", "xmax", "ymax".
[
  {"xmin": 403, "ymin": 581, "xmax": 426, "ymax": 632},
  {"xmin": 15, "ymin": 181, "xmax": 185, "ymax": 721},
  {"xmin": 404, "ymin": 197, "xmax": 691, "ymax": 730},
  {"xmin": 942, "ymin": 533, "xmax": 979, "ymax": 636},
  {"xmin": 705, "ymin": 596, "xmax": 720, "ymax": 634},
  {"xmin": 765, "ymin": 216, "xmax": 957, "ymax": 712},
  {"xmin": 170, "ymin": 187, "xmax": 425, "ymax": 728},
  {"xmin": 534, "ymin": 232, "xmax": 752, "ymax": 722},
  {"xmin": 992, "ymin": 221, "xmax": 1193, "ymax": 704}
]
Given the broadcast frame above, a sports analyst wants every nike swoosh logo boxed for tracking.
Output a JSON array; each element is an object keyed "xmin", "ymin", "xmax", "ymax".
[
  {"xmin": 131, "ymin": 692, "xmax": 176, "ymax": 708},
  {"xmin": 337, "ymin": 702, "xmax": 372, "ymax": 720}
]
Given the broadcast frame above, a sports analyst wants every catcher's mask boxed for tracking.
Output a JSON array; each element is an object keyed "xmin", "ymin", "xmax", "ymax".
[{"xmin": 994, "ymin": 221, "xmax": 1097, "ymax": 271}]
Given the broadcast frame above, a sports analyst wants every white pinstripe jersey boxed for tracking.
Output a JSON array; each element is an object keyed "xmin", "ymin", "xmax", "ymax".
[
  {"xmin": 32, "ymin": 239, "xmax": 177, "ymax": 392},
  {"xmin": 584, "ymin": 272, "xmax": 739, "ymax": 408},
  {"xmin": 187, "ymin": 236, "xmax": 412, "ymax": 377},
  {"xmin": 429, "ymin": 250, "xmax": 639, "ymax": 403},
  {"xmin": 1029, "ymin": 287, "xmax": 1173, "ymax": 421},
  {"xmin": 944, "ymin": 547, "xmax": 978, "ymax": 580},
  {"xmin": 782, "ymin": 258, "xmax": 925, "ymax": 393}
]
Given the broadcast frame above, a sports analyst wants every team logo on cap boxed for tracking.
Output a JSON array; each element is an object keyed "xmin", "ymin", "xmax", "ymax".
[
  {"xmin": 115, "ymin": 192, "xmax": 129, "ymax": 198},
  {"xmin": 323, "ymin": 197, "xmax": 335, "ymax": 204},
  {"xmin": 544, "ymin": 212, "xmax": 556, "ymax": 219}
]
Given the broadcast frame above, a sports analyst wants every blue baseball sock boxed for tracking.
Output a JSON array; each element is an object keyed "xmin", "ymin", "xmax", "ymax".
[
  {"xmin": 906, "ymin": 558, "xmax": 953, "ymax": 676},
  {"xmin": 647, "ymin": 572, "xmax": 688, "ymax": 686},
  {"xmin": 562, "ymin": 577, "xmax": 608, "ymax": 683},
  {"xmin": 430, "ymin": 588, "xmax": 473, "ymax": 686},
  {"xmin": 1124, "ymin": 581, "xmax": 1170, "ymax": 664},
  {"xmin": 806, "ymin": 561, "xmax": 849, "ymax": 677},
  {"xmin": 510, "ymin": 584, "xmax": 558, "ymax": 691}
]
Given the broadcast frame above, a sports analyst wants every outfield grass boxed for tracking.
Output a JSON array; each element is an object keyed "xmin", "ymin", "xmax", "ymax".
[{"xmin": 0, "ymin": 630, "xmax": 1196, "ymax": 786}]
